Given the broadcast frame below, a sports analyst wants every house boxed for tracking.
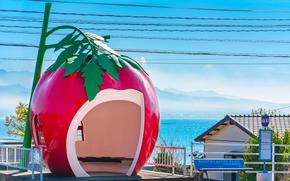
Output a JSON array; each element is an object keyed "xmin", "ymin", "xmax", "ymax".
[{"xmin": 194, "ymin": 114, "xmax": 290, "ymax": 181}]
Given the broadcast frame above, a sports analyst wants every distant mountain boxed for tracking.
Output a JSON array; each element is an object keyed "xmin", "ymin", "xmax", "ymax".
[
  {"xmin": 0, "ymin": 84, "xmax": 30, "ymax": 118},
  {"xmin": 156, "ymin": 88, "xmax": 289, "ymax": 118},
  {"xmin": 0, "ymin": 84, "xmax": 29, "ymax": 95},
  {"xmin": 0, "ymin": 72, "xmax": 288, "ymax": 119},
  {"xmin": 0, "ymin": 69, "xmax": 33, "ymax": 89},
  {"xmin": 0, "ymin": 69, "xmax": 33, "ymax": 117},
  {"xmin": 163, "ymin": 88, "xmax": 236, "ymax": 98}
]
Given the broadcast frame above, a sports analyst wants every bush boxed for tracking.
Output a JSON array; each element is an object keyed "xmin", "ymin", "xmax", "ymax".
[
  {"xmin": 5, "ymin": 102, "xmax": 28, "ymax": 137},
  {"xmin": 153, "ymin": 138, "xmax": 184, "ymax": 174},
  {"xmin": 242, "ymin": 129, "xmax": 290, "ymax": 181}
]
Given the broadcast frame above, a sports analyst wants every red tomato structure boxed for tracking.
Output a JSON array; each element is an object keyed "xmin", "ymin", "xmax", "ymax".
[{"xmin": 30, "ymin": 59, "xmax": 160, "ymax": 176}]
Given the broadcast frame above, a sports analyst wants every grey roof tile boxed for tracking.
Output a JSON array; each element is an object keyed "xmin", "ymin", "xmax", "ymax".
[
  {"xmin": 195, "ymin": 114, "xmax": 290, "ymax": 142},
  {"xmin": 230, "ymin": 115, "xmax": 290, "ymax": 137}
]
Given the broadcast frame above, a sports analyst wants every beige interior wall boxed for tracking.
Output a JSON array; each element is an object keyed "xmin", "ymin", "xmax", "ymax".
[
  {"xmin": 79, "ymin": 162, "xmax": 131, "ymax": 174},
  {"xmin": 75, "ymin": 100, "xmax": 141, "ymax": 160}
]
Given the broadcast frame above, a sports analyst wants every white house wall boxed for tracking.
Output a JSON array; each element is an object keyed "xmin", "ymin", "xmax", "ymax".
[{"xmin": 203, "ymin": 124, "xmax": 251, "ymax": 181}]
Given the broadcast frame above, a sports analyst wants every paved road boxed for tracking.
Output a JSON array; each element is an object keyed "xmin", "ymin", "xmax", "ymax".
[{"xmin": 0, "ymin": 169, "xmax": 198, "ymax": 181}]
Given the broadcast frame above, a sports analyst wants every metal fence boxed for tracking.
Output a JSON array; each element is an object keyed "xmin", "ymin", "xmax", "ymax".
[
  {"xmin": 0, "ymin": 145, "xmax": 43, "ymax": 181},
  {"xmin": 147, "ymin": 145, "xmax": 187, "ymax": 175},
  {"xmin": 190, "ymin": 142, "xmax": 290, "ymax": 180}
]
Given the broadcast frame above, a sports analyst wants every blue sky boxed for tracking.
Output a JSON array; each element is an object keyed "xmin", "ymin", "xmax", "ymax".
[{"xmin": 1, "ymin": 0, "xmax": 290, "ymax": 111}]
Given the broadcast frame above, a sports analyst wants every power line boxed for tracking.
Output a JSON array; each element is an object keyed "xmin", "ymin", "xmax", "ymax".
[
  {"xmin": 1, "ymin": 42, "xmax": 290, "ymax": 58},
  {"xmin": 3, "ymin": 15, "xmax": 290, "ymax": 28},
  {"xmin": 143, "ymin": 62, "xmax": 290, "ymax": 65},
  {"xmin": 26, "ymin": 0, "xmax": 290, "ymax": 13},
  {"xmin": 65, "ymin": 28, "xmax": 290, "ymax": 32},
  {"xmin": 115, "ymin": 48, "xmax": 290, "ymax": 58},
  {"xmin": 1, "ymin": 25, "xmax": 290, "ymax": 33},
  {"xmin": 1, "ymin": 58, "xmax": 290, "ymax": 65},
  {"xmin": 2, "ymin": 9, "xmax": 290, "ymax": 21},
  {"xmin": 0, "ymin": 57, "xmax": 53, "ymax": 61},
  {"xmin": 146, "ymin": 57, "xmax": 289, "ymax": 60},
  {"xmin": 0, "ymin": 29, "xmax": 41, "ymax": 35},
  {"xmin": 1, "ymin": 27, "xmax": 290, "ymax": 44},
  {"xmin": 113, "ymin": 35, "xmax": 290, "ymax": 44},
  {"xmin": 0, "ymin": 57, "xmax": 283, "ymax": 61},
  {"xmin": 0, "ymin": 42, "xmax": 39, "ymax": 48}
]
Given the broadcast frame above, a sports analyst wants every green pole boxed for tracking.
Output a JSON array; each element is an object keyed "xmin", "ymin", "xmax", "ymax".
[{"xmin": 22, "ymin": 3, "xmax": 51, "ymax": 149}]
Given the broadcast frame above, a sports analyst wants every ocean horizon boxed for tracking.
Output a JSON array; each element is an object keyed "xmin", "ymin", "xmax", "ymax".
[{"xmin": 0, "ymin": 118, "xmax": 219, "ymax": 145}]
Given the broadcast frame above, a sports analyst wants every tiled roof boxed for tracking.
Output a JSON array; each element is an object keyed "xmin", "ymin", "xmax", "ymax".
[
  {"xmin": 229, "ymin": 114, "xmax": 290, "ymax": 137},
  {"xmin": 195, "ymin": 115, "xmax": 290, "ymax": 142}
]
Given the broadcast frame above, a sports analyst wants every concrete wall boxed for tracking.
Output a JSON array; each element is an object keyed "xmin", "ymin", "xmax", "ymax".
[{"xmin": 203, "ymin": 124, "xmax": 251, "ymax": 181}]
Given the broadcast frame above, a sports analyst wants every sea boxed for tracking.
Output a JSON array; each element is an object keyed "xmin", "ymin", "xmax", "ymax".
[
  {"xmin": 0, "ymin": 118, "xmax": 219, "ymax": 148},
  {"xmin": 157, "ymin": 119, "xmax": 218, "ymax": 154}
]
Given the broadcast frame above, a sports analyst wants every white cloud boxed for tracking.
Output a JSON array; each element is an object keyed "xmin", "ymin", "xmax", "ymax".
[
  {"xmin": 134, "ymin": 57, "xmax": 146, "ymax": 64},
  {"xmin": 203, "ymin": 64, "xmax": 213, "ymax": 70},
  {"xmin": 256, "ymin": 66, "xmax": 274, "ymax": 71},
  {"xmin": 147, "ymin": 67, "xmax": 290, "ymax": 104}
]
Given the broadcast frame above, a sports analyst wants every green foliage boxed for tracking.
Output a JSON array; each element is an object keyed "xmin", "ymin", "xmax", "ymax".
[
  {"xmin": 119, "ymin": 55, "xmax": 148, "ymax": 74},
  {"xmin": 102, "ymin": 35, "xmax": 111, "ymax": 42},
  {"xmin": 5, "ymin": 102, "xmax": 28, "ymax": 137},
  {"xmin": 97, "ymin": 54, "xmax": 121, "ymax": 80},
  {"xmin": 47, "ymin": 29, "xmax": 146, "ymax": 101},
  {"xmin": 54, "ymin": 30, "xmax": 76, "ymax": 51},
  {"xmin": 47, "ymin": 41, "xmax": 81, "ymax": 71},
  {"xmin": 81, "ymin": 61, "xmax": 104, "ymax": 101},
  {"xmin": 251, "ymin": 108, "xmax": 280, "ymax": 115},
  {"xmin": 63, "ymin": 53, "xmax": 87, "ymax": 76},
  {"xmin": 243, "ymin": 130, "xmax": 290, "ymax": 181}
]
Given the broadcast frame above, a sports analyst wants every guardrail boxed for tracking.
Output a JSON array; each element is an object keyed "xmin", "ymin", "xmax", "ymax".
[
  {"xmin": 147, "ymin": 145, "xmax": 186, "ymax": 175},
  {"xmin": 190, "ymin": 142, "xmax": 290, "ymax": 180},
  {"xmin": 0, "ymin": 145, "xmax": 43, "ymax": 181}
]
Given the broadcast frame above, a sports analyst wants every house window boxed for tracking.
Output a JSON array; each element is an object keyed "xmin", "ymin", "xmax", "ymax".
[
  {"xmin": 33, "ymin": 115, "xmax": 45, "ymax": 145},
  {"xmin": 75, "ymin": 121, "xmax": 84, "ymax": 141}
]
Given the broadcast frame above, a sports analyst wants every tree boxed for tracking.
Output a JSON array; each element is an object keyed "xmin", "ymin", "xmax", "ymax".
[
  {"xmin": 243, "ymin": 129, "xmax": 290, "ymax": 181},
  {"xmin": 5, "ymin": 102, "xmax": 28, "ymax": 137},
  {"xmin": 251, "ymin": 107, "xmax": 280, "ymax": 115}
]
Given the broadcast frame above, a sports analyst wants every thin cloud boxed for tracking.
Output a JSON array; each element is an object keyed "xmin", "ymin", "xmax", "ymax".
[{"xmin": 147, "ymin": 67, "xmax": 290, "ymax": 104}]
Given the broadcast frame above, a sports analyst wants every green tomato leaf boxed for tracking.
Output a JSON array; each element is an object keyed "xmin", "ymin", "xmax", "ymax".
[
  {"xmin": 102, "ymin": 35, "xmax": 111, "ymax": 42},
  {"xmin": 79, "ymin": 43, "xmax": 90, "ymax": 54},
  {"xmin": 71, "ymin": 33, "xmax": 81, "ymax": 42},
  {"xmin": 54, "ymin": 30, "xmax": 76, "ymax": 52},
  {"xmin": 118, "ymin": 58, "xmax": 128, "ymax": 68},
  {"xmin": 81, "ymin": 61, "xmax": 104, "ymax": 101},
  {"xmin": 47, "ymin": 42, "xmax": 81, "ymax": 72},
  {"xmin": 97, "ymin": 54, "xmax": 120, "ymax": 80},
  {"xmin": 63, "ymin": 53, "xmax": 88, "ymax": 76},
  {"xmin": 110, "ymin": 54, "xmax": 122, "ymax": 68}
]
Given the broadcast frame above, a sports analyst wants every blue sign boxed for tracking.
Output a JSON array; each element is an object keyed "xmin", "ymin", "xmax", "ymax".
[
  {"xmin": 194, "ymin": 159, "xmax": 244, "ymax": 169},
  {"xmin": 261, "ymin": 114, "xmax": 270, "ymax": 127},
  {"xmin": 258, "ymin": 129, "xmax": 272, "ymax": 161}
]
